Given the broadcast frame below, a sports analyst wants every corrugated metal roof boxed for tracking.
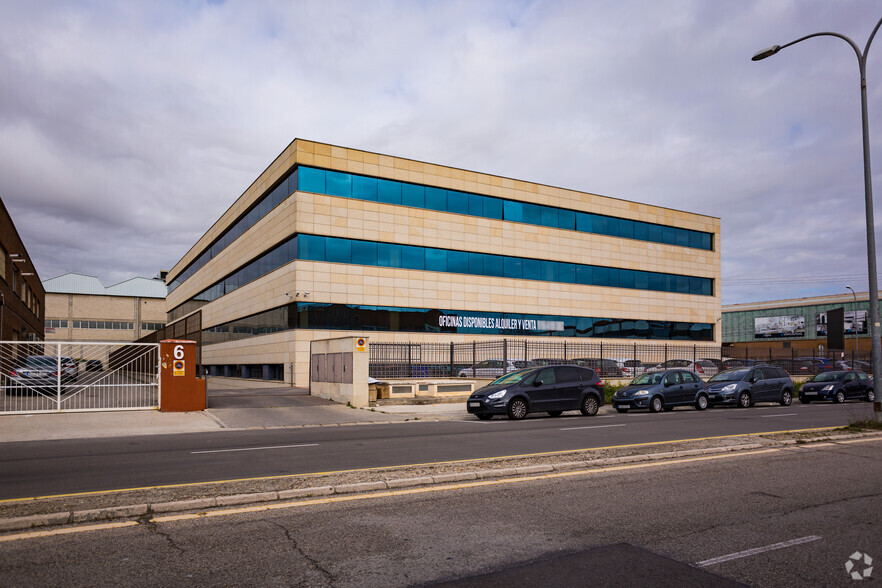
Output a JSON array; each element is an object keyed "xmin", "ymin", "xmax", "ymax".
[{"xmin": 43, "ymin": 273, "xmax": 166, "ymax": 298}]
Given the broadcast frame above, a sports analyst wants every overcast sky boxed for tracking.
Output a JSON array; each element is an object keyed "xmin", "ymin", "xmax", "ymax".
[{"xmin": 2, "ymin": 0, "xmax": 881, "ymax": 305}]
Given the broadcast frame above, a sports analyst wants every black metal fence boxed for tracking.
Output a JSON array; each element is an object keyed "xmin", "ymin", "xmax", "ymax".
[
  {"xmin": 369, "ymin": 340, "xmax": 724, "ymax": 379},
  {"xmin": 368, "ymin": 340, "xmax": 871, "ymax": 379}
]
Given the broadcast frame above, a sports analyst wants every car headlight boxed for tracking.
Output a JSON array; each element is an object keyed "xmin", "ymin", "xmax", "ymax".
[
  {"xmin": 488, "ymin": 389, "xmax": 507, "ymax": 399},
  {"xmin": 634, "ymin": 390, "xmax": 649, "ymax": 397},
  {"xmin": 822, "ymin": 385, "xmax": 834, "ymax": 391},
  {"xmin": 722, "ymin": 384, "xmax": 737, "ymax": 392}
]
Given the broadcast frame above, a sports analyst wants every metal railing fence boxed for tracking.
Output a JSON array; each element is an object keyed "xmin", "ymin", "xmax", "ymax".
[
  {"xmin": 369, "ymin": 340, "xmax": 724, "ymax": 379},
  {"xmin": 0, "ymin": 341, "xmax": 159, "ymax": 414},
  {"xmin": 369, "ymin": 339, "xmax": 872, "ymax": 379}
]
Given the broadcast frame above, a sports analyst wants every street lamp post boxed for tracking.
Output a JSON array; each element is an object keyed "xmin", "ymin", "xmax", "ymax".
[
  {"xmin": 753, "ymin": 17, "xmax": 882, "ymax": 421},
  {"xmin": 846, "ymin": 285, "xmax": 859, "ymax": 357}
]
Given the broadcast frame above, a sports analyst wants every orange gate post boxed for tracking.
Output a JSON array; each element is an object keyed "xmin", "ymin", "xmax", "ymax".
[{"xmin": 159, "ymin": 339, "xmax": 206, "ymax": 412}]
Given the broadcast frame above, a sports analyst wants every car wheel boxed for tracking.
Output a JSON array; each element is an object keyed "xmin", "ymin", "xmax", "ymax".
[
  {"xmin": 835, "ymin": 390, "xmax": 846, "ymax": 404},
  {"xmin": 476, "ymin": 414, "xmax": 493, "ymax": 420},
  {"xmin": 615, "ymin": 407, "xmax": 629, "ymax": 413},
  {"xmin": 580, "ymin": 396, "xmax": 599, "ymax": 416},
  {"xmin": 649, "ymin": 396, "xmax": 663, "ymax": 413},
  {"xmin": 695, "ymin": 394, "xmax": 708, "ymax": 411},
  {"xmin": 507, "ymin": 398, "xmax": 528, "ymax": 420},
  {"xmin": 780, "ymin": 390, "xmax": 793, "ymax": 406},
  {"xmin": 738, "ymin": 392, "xmax": 751, "ymax": 408},
  {"xmin": 867, "ymin": 390, "xmax": 876, "ymax": 402},
  {"xmin": 547, "ymin": 411, "xmax": 563, "ymax": 417}
]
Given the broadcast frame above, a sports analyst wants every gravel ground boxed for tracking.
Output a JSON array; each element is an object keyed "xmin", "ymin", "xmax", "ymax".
[{"xmin": 1, "ymin": 428, "xmax": 878, "ymax": 525}]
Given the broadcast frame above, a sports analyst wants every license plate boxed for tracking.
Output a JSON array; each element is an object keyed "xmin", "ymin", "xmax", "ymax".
[
  {"xmin": 804, "ymin": 392, "xmax": 817, "ymax": 396},
  {"xmin": 468, "ymin": 401, "xmax": 481, "ymax": 408}
]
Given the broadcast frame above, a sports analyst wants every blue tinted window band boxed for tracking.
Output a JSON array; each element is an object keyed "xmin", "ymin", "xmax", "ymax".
[
  {"xmin": 297, "ymin": 166, "xmax": 713, "ymax": 251},
  {"xmin": 169, "ymin": 163, "xmax": 712, "ymax": 296},
  {"xmin": 167, "ymin": 168, "xmax": 299, "ymax": 294},
  {"xmin": 170, "ymin": 233, "xmax": 713, "ymax": 320},
  {"xmin": 202, "ymin": 303, "xmax": 714, "ymax": 343}
]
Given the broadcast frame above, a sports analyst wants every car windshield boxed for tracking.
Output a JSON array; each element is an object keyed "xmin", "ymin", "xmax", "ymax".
[
  {"xmin": 709, "ymin": 369, "xmax": 749, "ymax": 382},
  {"xmin": 489, "ymin": 369, "xmax": 532, "ymax": 386},
  {"xmin": 810, "ymin": 372, "xmax": 840, "ymax": 382},
  {"xmin": 631, "ymin": 372, "xmax": 664, "ymax": 386},
  {"xmin": 24, "ymin": 356, "xmax": 56, "ymax": 368}
]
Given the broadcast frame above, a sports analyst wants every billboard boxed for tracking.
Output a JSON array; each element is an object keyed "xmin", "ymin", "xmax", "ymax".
[
  {"xmin": 817, "ymin": 310, "xmax": 867, "ymax": 336},
  {"xmin": 754, "ymin": 315, "xmax": 805, "ymax": 339}
]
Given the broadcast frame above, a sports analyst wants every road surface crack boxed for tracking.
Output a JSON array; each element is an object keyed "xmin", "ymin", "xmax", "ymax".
[
  {"xmin": 265, "ymin": 520, "xmax": 335, "ymax": 586},
  {"xmin": 140, "ymin": 517, "xmax": 185, "ymax": 553}
]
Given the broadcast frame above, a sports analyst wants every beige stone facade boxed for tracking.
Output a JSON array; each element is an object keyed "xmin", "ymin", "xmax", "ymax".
[{"xmin": 167, "ymin": 139, "xmax": 721, "ymax": 386}]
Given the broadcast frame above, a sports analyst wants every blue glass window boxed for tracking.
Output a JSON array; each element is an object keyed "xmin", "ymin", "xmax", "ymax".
[
  {"xmin": 352, "ymin": 176, "xmax": 378, "ymax": 201},
  {"xmin": 298, "ymin": 167, "xmax": 325, "ymax": 193},
  {"xmin": 325, "ymin": 238, "xmax": 351, "ymax": 263},
  {"xmin": 448, "ymin": 191, "xmax": 470, "ymax": 215},
  {"xmin": 425, "ymin": 248, "xmax": 447, "ymax": 272},
  {"xmin": 503, "ymin": 201, "xmax": 524, "ymax": 223},
  {"xmin": 377, "ymin": 243, "xmax": 401, "ymax": 267},
  {"xmin": 425, "ymin": 187, "xmax": 447, "ymax": 211},
  {"xmin": 402, "ymin": 245, "xmax": 425, "ymax": 270},
  {"xmin": 484, "ymin": 197, "xmax": 503, "ymax": 220},
  {"xmin": 448, "ymin": 250, "xmax": 469, "ymax": 274},
  {"xmin": 401, "ymin": 183, "xmax": 425, "ymax": 208},
  {"xmin": 377, "ymin": 179, "xmax": 401, "ymax": 205},
  {"xmin": 325, "ymin": 171, "xmax": 351, "ymax": 197},
  {"xmin": 351, "ymin": 240, "xmax": 377, "ymax": 266}
]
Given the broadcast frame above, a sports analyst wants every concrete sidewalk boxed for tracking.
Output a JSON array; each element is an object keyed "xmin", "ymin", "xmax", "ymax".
[{"xmin": 0, "ymin": 387, "xmax": 472, "ymax": 443}]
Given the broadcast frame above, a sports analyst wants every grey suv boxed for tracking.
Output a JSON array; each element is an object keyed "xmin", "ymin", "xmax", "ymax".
[
  {"xmin": 705, "ymin": 365, "xmax": 794, "ymax": 408},
  {"xmin": 612, "ymin": 369, "xmax": 708, "ymax": 413}
]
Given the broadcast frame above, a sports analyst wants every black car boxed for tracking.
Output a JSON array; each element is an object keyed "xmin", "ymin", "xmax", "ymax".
[
  {"xmin": 612, "ymin": 369, "xmax": 708, "ymax": 413},
  {"xmin": 85, "ymin": 359, "xmax": 104, "ymax": 372},
  {"xmin": 705, "ymin": 365, "xmax": 794, "ymax": 408},
  {"xmin": 466, "ymin": 365, "xmax": 604, "ymax": 420},
  {"xmin": 799, "ymin": 370, "xmax": 875, "ymax": 404}
]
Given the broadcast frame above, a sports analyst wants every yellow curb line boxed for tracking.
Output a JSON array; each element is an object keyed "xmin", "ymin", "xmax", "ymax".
[
  {"xmin": 0, "ymin": 521, "xmax": 139, "ymax": 543},
  {"xmin": 0, "ymin": 427, "xmax": 839, "ymax": 505}
]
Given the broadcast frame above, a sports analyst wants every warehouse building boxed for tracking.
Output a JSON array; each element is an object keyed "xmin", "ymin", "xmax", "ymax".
[
  {"xmin": 722, "ymin": 292, "xmax": 875, "ymax": 355},
  {"xmin": 165, "ymin": 139, "xmax": 721, "ymax": 386},
  {"xmin": 43, "ymin": 272, "xmax": 167, "ymax": 345}
]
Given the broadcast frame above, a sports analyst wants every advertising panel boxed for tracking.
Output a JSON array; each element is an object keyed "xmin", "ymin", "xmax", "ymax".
[
  {"xmin": 754, "ymin": 315, "xmax": 805, "ymax": 339},
  {"xmin": 816, "ymin": 309, "xmax": 867, "ymax": 336}
]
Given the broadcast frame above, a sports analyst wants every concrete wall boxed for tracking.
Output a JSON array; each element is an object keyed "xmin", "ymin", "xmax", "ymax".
[{"xmin": 309, "ymin": 336, "xmax": 370, "ymax": 407}]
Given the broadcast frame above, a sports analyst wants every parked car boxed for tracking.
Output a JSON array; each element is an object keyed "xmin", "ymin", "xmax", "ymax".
[
  {"xmin": 60, "ymin": 356, "xmax": 78, "ymax": 382},
  {"xmin": 835, "ymin": 360, "xmax": 872, "ymax": 372},
  {"xmin": 572, "ymin": 358, "xmax": 624, "ymax": 377},
  {"xmin": 530, "ymin": 358, "xmax": 566, "ymax": 366},
  {"xmin": 647, "ymin": 358, "xmax": 717, "ymax": 377},
  {"xmin": 85, "ymin": 359, "xmax": 104, "ymax": 372},
  {"xmin": 7, "ymin": 355, "xmax": 65, "ymax": 394},
  {"xmin": 458, "ymin": 359, "xmax": 537, "ymax": 378},
  {"xmin": 612, "ymin": 369, "xmax": 708, "ymax": 413},
  {"xmin": 705, "ymin": 365, "xmax": 794, "ymax": 408},
  {"xmin": 704, "ymin": 358, "xmax": 745, "ymax": 371},
  {"xmin": 466, "ymin": 364, "xmax": 604, "ymax": 420},
  {"xmin": 607, "ymin": 357, "xmax": 646, "ymax": 378},
  {"xmin": 793, "ymin": 357, "xmax": 836, "ymax": 373},
  {"xmin": 799, "ymin": 371, "xmax": 875, "ymax": 404}
]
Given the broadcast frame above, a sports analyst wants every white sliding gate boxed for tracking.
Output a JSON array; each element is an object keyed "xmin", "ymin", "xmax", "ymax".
[{"xmin": 0, "ymin": 341, "xmax": 159, "ymax": 414}]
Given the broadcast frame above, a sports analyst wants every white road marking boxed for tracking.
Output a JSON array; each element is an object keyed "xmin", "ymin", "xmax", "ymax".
[
  {"xmin": 695, "ymin": 535, "xmax": 822, "ymax": 567},
  {"xmin": 191, "ymin": 443, "xmax": 318, "ymax": 455},
  {"xmin": 759, "ymin": 413, "xmax": 798, "ymax": 418},
  {"xmin": 559, "ymin": 424, "xmax": 627, "ymax": 431}
]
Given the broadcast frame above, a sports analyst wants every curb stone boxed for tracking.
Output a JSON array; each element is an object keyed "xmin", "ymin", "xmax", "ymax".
[{"xmin": 1, "ymin": 432, "xmax": 878, "ymax": 534}]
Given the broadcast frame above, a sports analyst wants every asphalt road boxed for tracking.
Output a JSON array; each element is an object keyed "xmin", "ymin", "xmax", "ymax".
[
  {"xmin": 0, "ymin": 401, "xmax": 873, "ymax": 499},
  {"xmin": 0, "ymin": 437, "xmax": 879, "ymax": 586}
]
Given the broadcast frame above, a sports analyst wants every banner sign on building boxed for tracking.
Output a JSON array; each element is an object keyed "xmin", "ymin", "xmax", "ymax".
[
  {"xmin": 754, "ymin": 315, "xmax": 805, "ymax": 339},
  {"xmin": 817, "ymin": 309, "xmax": 867, "ymax": 336}
]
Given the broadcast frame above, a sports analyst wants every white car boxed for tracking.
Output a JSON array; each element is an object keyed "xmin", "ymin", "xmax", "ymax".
[
  {"xmin": 458, "ymin": 359, "xmax": 537, "ymax": 378},
  {"xmin": 608, "ymin": 358, "xmax": 647, "ymax": 378}
]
